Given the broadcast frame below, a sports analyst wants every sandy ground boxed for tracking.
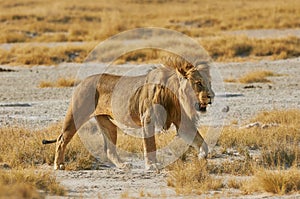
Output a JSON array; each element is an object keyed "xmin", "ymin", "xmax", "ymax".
[{"xmin": 0, "ymin": 57, "xmax": 300, "ymax": 198}]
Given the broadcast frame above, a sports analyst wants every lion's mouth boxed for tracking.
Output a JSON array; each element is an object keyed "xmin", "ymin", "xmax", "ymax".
[{"xmin": 195, "ymin": 103, "xmax": 207, "ymax": 112}]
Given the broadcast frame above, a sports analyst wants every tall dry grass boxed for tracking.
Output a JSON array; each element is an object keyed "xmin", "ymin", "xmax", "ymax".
[
  {"xmin": 0, "ymin": 0, "xmax": 299, "ymax": 65},
  {"xmin": 218, "ymin": 109, "xmax": 300, "ymax": 168},
  {"xmin": 167, "ymin": 158, "xmax": 223, "ymax": 195},
  {"xmin": 0, "ymin": 169, "xmax": 65, "ymax": 198},
  {"xmin": 1, "ymin": 43, "xmax": 95, "ymax": 66},
  {"xmin": 242, "ymin": 168, "xmax": 300, "ymax": 195},
  {"xmin": 1, "ymin": 35, "xmax": 299, "ymax": 66},
  {"xmin": 201, "ymin": 36, "xmax": 300, "ymax": 62},
  {"xmin": 0, "ymin": 123, "xmax": 94, "ymax": 170},
  {"xmin": 0, "ymin": 0, "xmax": 299, "ymax": 43}
]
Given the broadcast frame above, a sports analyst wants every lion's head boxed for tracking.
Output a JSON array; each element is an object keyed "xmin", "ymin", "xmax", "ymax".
[
  {"xmin": 163, "ymin": 56, "xmax": 214, "ymax": 114},
  {"xmin": 185, "ymin": 65, "xmax": 214, "ymax": 113}
]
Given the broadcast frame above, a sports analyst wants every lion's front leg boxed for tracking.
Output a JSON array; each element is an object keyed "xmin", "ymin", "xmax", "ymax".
[
  {"xmin": 198, "ymin": 140, "xmax": 208, "ymax": 159},
  {"xmin": 177, "ymin": 119, "xmax": 208, "ymax": 159},
  {"xmin": 142, "ymin": 114, "xmax": 159, "ymax": 171}
]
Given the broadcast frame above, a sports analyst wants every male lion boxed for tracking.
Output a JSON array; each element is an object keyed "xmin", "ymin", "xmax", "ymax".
[{"xmin": 43, "ymin": 57, "xmax": 214, "ymax": 170}]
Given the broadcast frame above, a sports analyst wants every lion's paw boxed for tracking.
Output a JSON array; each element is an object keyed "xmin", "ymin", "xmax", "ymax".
[
  {"xmin": 145, "ymin": 163, "xmax": 161, "ymax": 171},
  {"xmin": 198, "ymin": 151, "xmax": 208, "ymax": 159},
  {"xmin": 54, "ymin": 164, "xmax": 65, "ymax": 170},
  {"xmin": 120, "ymin": 162, "xmax": 132, "ymax": 170}
]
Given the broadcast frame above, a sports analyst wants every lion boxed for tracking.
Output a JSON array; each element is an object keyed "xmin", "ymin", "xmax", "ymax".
[{"xmin": 43, "ymin": 57, "xmax": 215, "ymax": 170}]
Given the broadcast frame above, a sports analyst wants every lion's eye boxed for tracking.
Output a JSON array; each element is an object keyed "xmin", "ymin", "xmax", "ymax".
[{"xmin": 197, "ymin": 82, "xmax": 203, "ymax": 87}]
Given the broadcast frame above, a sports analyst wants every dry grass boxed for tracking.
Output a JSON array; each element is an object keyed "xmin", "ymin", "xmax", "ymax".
[
  {"xmin": 39, "ymin": 77, "xmax": 80, "ymax": 88},
  {"xmin": 1, "ymin": 35, "xmax": 299, "ymax": 66},
  {"xmin": 227, "ymin": 178, "xmax": 242, "ymax": 189},
  {"xmin": 238, "ymin": 70, "xmax": 280, "ymax": 84},
  {"xmin": 0, "ymin": 123, "xmax": 94, "ymax": 170},
  {"xmin": 208, "ymin": 159, "xmax": 254, "ymax": 176},
  {"xmin": 255, "ymin": 168, "xmax": 300, "ymax": 194},
  {"xmin": 224, "ymin": 70, "xmax": 281, "ymax": 83},
  {"xmin": 165, "ymin": 109, "xmax": 300, "ymax": 196},
  {"xmin": 0, "ymin": 0, "xmax": 299, "ymax": 65},
  {"xmin": 1, "ymin": 43, "xmax": 95, "ymax": 66},
  {"xmin": 0, "ymin": 169, "xmax": 65, "ymax": 198},
  {"xmin": 218, "ymin": 109, "xmax": 300, "ymax": 168},
  {"xmin": 0, "ymin": 0, "xmax": 299, "ymax": 43},
  {"xmin": 201, "ymin": 36, "xmax": 300, "ymax": 62},
  {"xmin": 243, "ymin": 168, "xmax": 300, "ymax": 195},
  {"xmin": 167, "ymin": 158, "xmax": 223, "ymax": 195},
  {"xmin": 1, "ymin": 109, "xmax": 299, "ymax": 197}
]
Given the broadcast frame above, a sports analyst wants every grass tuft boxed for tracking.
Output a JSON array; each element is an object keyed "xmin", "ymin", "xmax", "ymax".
[
  {"xmin": 243, "ymin": 168, "xmax": 300, "ymax": 194},
  {"xmin": 39, "ymin": 77, "xmax": 80, "ymax": 88},
  {"xmin": 167, "ymin": 158, "xmax": 223, "ymax": 194},
  {"xmin": 225, "ymin": 70, "xmax": 282, "ymax": 84},
  {"xmin": 0, "ymin": 169, "xmax": 65, "ymax": 198},
  {"xmin": 238, "ymin": 70, "xmax": 279, "ymax": 84}
]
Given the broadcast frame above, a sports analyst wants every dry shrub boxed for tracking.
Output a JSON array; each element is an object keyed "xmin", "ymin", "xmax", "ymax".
[
  {"xmin": 238, "ymin": 70, "xmax": 280, "ymax": 84},
  {"xmin": 167, "ymin": 158, "xmax": 223, "ymax": 194},
  {"xmin": 39, "ymin": 77, "xmax": 80, "ymax": 88},
  {"xmin": 0, "ymin": 49, "xmax": 11, "ymax": 65},
  {"xmin": 0, "ymin": 31, "xmax": 28, "ymax": 43},
  {"xmin": 208, "ymin": 158, "xmax": 254, "ymax": 176},
  {"xmin": 251, "ymin": 109, "xmax": 300, "ymax": 125},
  {"xmin": 56, "ymin": 77, "xmax": 78, "ymax": 87},
  {"xmin": 227, "ymin": 178, "xmax": 242, "ymax": 189},
  {"xmin": 115, "ymin": 49, "xmax": 162, "ymax": 64},
  {"xmin": 0, "ymin": 169, "xmax": 65, "ymax": 198},
  {"xmin": 242, "ymin": 168, "xmax": 300, "ymax": 195},
  {"xmin": 0, "ymin": 123, "xmax": 94, "ymax": 170},
  {"xmin": 2, "ymin": 44, "xmax": 95, "ymax": 66},
  {"xmin": 218, "ymin": 109, "xmax": 300, "ymax": 168},
  {"xmin": 39, "ymin": 81, "xmax": 54, "ymax": 88},
  {"xmin": 202, "ymin": 36, "xmax": 300, "ymax": 62}
]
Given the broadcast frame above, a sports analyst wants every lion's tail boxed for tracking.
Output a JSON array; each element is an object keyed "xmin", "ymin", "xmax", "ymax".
[{"xmin": 42, "ymin": 139, "xmax": 57, "ymax": 145}]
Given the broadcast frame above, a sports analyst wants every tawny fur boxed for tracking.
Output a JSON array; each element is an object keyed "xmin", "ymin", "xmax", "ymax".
[{"xmin": 54, "ymin": 57, "xmax": 214, "ymax": 170}]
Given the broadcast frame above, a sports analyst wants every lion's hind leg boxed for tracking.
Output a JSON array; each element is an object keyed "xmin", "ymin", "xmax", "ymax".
[
  {"xmin": 54, "ymin": 107, "xmax": 77, "ymax": 170},
  {"xmin": 95, "ymin": 115, "xmax": 132, "ymax": 169}
]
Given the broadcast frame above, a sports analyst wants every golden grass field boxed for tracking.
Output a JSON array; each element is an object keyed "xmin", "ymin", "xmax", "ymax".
[
  {"xmin": 0, "ymin": 109, "xmax": 299, "ymax": 197},
  {"xmin": 0, "ymin": 0, "xmax": 299, "ymax": 65}
]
